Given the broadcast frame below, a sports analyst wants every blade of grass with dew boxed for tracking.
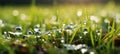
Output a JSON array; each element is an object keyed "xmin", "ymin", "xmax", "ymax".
[
  {"xmin": 69, "ymin": 25, "xmax": 80, "ymax": 44},
  {"xmin": 103, "ymin": 20, "xmax": 115, "ymax": 42}
]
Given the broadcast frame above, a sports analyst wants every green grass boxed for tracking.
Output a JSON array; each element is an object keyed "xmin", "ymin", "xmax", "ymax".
[{"xmin": 0, "ymin": 2, "xmax": 120, "ymax": 54}]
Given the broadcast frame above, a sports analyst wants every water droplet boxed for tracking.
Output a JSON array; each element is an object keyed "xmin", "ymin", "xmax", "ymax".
[
  {"xmin": 96, "ymin": 30, "xmax": 100, "ymax": 36},
  {"xmin": 64, "ymin": 44, "xmax": 85, "ymax": 50},
  {"xmin": 65, "ymin": 25, "xmax": 74, "ymax": 30},
  {"xmin": 96, "ymin": 30, "xmax": 100, "ymax": 33},
  {"xmin": 45, "ymin": 31, "xmax": 51, "ymax": 36},
  {"xmin": 90, "ymin": 51, "xmax": 95, "ymax": 54},
  {"xmin": 27, "ymin": 31, "xmax": 33, "ymax": 35},
  {"xmin": 34, "ymin": 25, "xmax": 40, "ymax": 32},
  {"xmin": 83, "ymin": 31, "xmax": 88, "ymax": 35},
  {"xmin": 35, "ymin": 31, "xmax": 41, "ymax": 35},
  {"xmin": 97, "ymin": 33, "xmax": 100, "ymax": 36},
  {"xmin": 79, "ymin": 36, "xmax": 82, "ymax": 39},
  {"xmin": 15, "ymin": 26, "xmax": 22, "ymax": 31},
  {"xmin": 35, "ymin": 24, "xmax": 40, "ymax": 28},
  {"xmin": 81, "ymin": 48, "xmax": 88, "ymax": 54},
  {"xmin": 66, "ymin": 29, "xmax": 73, "ymax": 35},
  {"xmin": 63, "ymin": 44, "xmax": 75, "ymax": 50},
  {"xmin": 34, "ymin": 28, "xmax": 40, "ymax": 32},
  {"xmin": 9, "ymin": 31, "xmax": 22, "ymax": 36},
  {"xmin": 42, "ymin": 39, "xmax": 45, "ymax": 42},
  {"xmin": 52, "ymin": 26, "xmax": 57, "ymax": 31},
  {"xmin": 75, "ymin": 44, "xmax": 82, "ymax": 50},
  {"xmin": 14, "ymin": 32, "xmax": 22, "ymax": 36},
  {"xmin": 36, "ymin": 36, "xmax": 41, "ymax": 38},
  {"xmin": 70, "ymin": 23, "xmax": 74, "ymax": 26},
  {"xmin": 62, "ymin": 24, "xmax": 66, "ymax": 27},
  {"xmin": 58, "ymin": 29, "xmax": 62, "ymax": 33},
  {"xmin": 4, "ymin": 32, "xmax": 7, "ymax": 35},
  {"xmin": 3, "ymin": 31, "xmax": 7, "ymax": 38},
  {"xmin": 13, "ymin": 26, "xmax": 23, "ymax": 36},
  {"xmin": 48, "ymin": 34, "xmax": 51, "ymax": 36},
  {"xmin": 61, "ymin": 39, "xmax": 64, "ymax": 43},
  {"xmin": 84, "ymin": 22, "xmax": 87, "ymax": 25},
  {"xmin": 83, "ymin": 28, "xmax": 88, "ymax": 35},
  {"xmin": 84, "ymin": 28, "xmax": 88, "ymax": 31}
]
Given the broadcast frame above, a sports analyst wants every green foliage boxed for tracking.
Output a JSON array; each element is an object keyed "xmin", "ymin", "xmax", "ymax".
[{"xmin": 0, "ymin": 2, "xmax": 120, "ymax": 54}]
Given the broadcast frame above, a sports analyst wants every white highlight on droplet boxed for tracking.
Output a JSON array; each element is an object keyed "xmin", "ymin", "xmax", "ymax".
[
  {"xmin": 90, "ymin": 51, "xmax": 95, "ymax": 54},
  {"xmin": 83, "ymin": 31, "xmax": 88, "ymax": 35},
  {"xmin": 81, "ymin": 48, "xmax": 88, "ymax": 54}
]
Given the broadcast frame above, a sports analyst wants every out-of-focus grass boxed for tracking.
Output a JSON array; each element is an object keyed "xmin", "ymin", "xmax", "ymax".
[{"xmin": 0, "ymin": 1, "xmax": 120, "ymax": 54}]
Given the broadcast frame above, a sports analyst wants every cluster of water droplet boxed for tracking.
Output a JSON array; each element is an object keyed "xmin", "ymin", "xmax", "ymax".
[
  {"xmin": 0, "ymin": 19, "xmax": 114, "ymax": 54},
  {"xmin": 63, "ymin": 44, "xmax": 95, "ymax": 54}
]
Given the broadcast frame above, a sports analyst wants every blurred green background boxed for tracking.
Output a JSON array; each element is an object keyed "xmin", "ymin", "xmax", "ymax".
[{"xmin": 0, "ymin": 0, "xmax": 120, "ymax": 5}]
